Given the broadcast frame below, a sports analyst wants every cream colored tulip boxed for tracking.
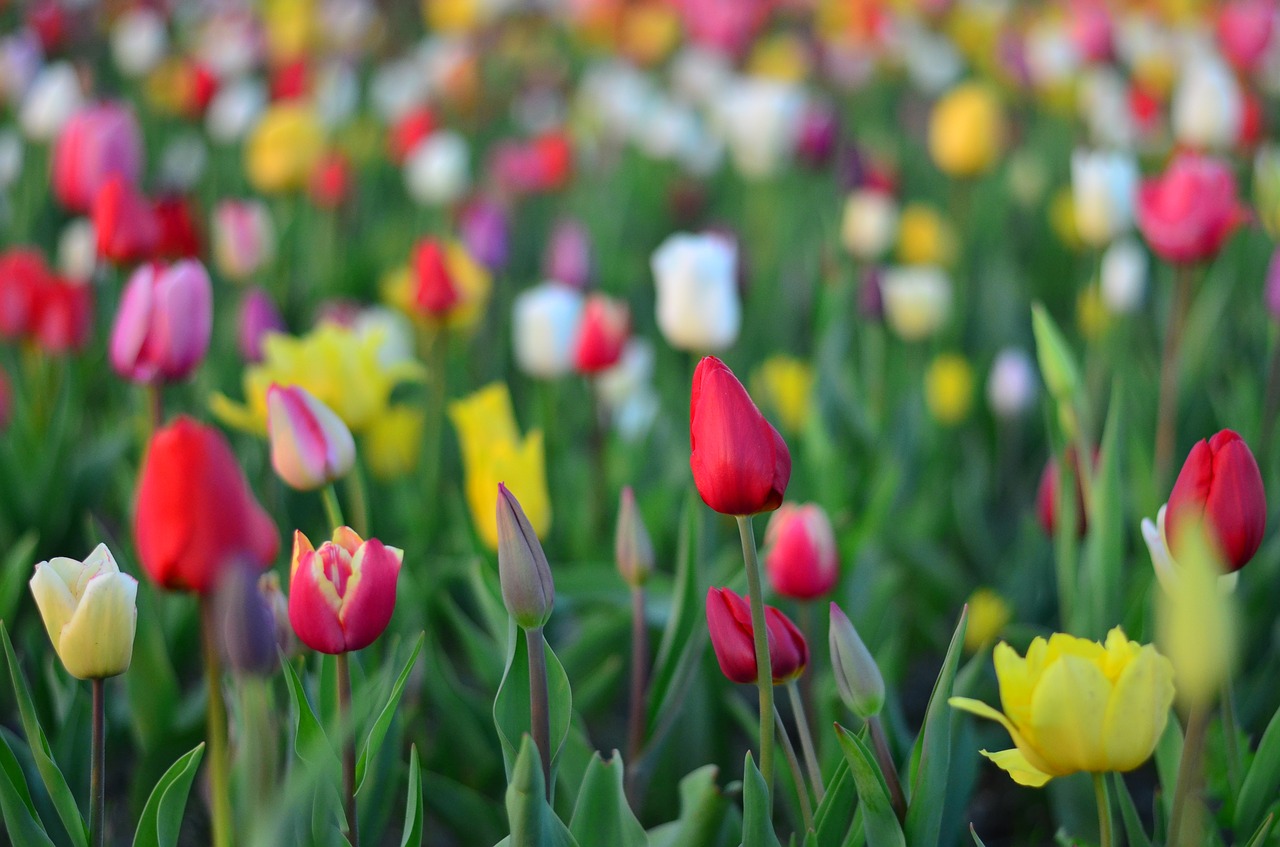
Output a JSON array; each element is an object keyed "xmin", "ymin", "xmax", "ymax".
[{"xmin": 30, "ymin": 545, "xmax": 137, "ymax": 680}]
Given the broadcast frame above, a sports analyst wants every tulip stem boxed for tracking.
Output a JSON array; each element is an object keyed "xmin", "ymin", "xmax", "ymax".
[
  {"xmin": 344, "ymin": 463, "xmax": 369, "ymax": 539},
  {"xmin": 147, "ymin": 383, "xmax": 163, "ymax": 433},
  {"xmin": 336, "ymin": 652, "xmax": 359, "ymax": 847},
  {"xmin": 1155, "ymin": 265, "xmax": 1195, "ymax": 487},
  {"xmin": 199, "ymin": 598, "xmax": 234, "ymax": 847},
  {"xmin": 736, "ymin": 515, "xmax": 776, "ymax": 805},
  {"xmin": 626, "ymin": 586, "xmax": 649, "ymax": 794},
  {"xmin": 786, "ymin": 681, "xmax": 824, "ymax": 802},
  {"xmin": 90, "ymin": 678, "xmax": 105, "ymax": 847},
  {"xmin": 867, "ymin": 715, "xmax": 907, "ymax": 824},
  {"xmin": 322, "ymin": 484, "xmax": 346, "ymax": 533},
  {"xmin": 527, "ymin": 626, "xmax": 553, "ymax": 801},
  {"xmin": 1093, "ymin": 772, "xmax": 1113, "ymax": 847},
  {"xmin": 1167, "ymin": 705, "xmax": 1210, "ymax": 847},
  {"xmin": 774, "ymin": 706, "xmax": 814, "ymax": 833}
]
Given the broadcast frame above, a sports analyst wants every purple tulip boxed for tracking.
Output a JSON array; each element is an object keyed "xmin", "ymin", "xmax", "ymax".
[
  {"xmin": 460, "ymin": 197, "xmax": 509, "ymax": 271},
  {"xmin": 796, "ymin": 102, "xmax": 839, "ymax": 169},
  {"xmin": 543, "ymin": 218, "xmax": 592, "ymax": 290},
  {"xmin": 238, "ymin": 287, "xmax": 285, "ymax": 363},
  {"xmin": 110, "ymin": 259, "xmax": 212, "ymax": 383}
]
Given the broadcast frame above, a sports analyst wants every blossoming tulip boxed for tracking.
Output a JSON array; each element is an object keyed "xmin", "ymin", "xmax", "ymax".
[
  {"xmin": 950, "ymin": 628, "xmax": 1175, "ymax": 787},
  {"xmin": 1165, "ymin": 429, "xmax": 1265, "ymax": 572},
  {"xmin": 573, "ymin": 294, "xmax": 629, "ymax": 374},
  {"xmin": 496, "ymin": 484, "xmax": 555, "ymax": 630},
  {"xmin": 135, "ymin": 417, "xmax": 279, "ymax": 594},
  {"xmin": 690, "ymin": 356, "xmax": 791, "ymax": 515},
  {"xmin": 266, "ymin": 383, "xmax": 356, "ymax": 490},
  {"xmin": 1136, "ymin": 153, "xmax": 1243, "ymax": 265},
  {"xmin": 764, "ymin": 503, "xmax": 838, "ymax": 600},
  {"xmin": 110, "ymin": 260, "xmax": 213, "ymax": 384},
  {"xmin": 706, "ymin": 587, "xmax": 808, "ymax": 684},
  {"xmin": 651, "ymin": 232, "xmax": 740, "ymax": 353},
  {"xmin": 288, "ymin": 528, "xmax": 402, "ymax": 654},
  {"xmin": 52, "ymin": 102, "xmax": 143, "ymax": 214},
  {"xmin": 30, "ymin": 544, "xmax": 137, "ymax": 679}
]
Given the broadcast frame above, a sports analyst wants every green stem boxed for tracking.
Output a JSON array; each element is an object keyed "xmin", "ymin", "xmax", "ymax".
[
  {"xmin": 626, "ymin": 586, "xmax": 648, "ymax": 784},
  {"xmin": 774, "ymin": 706, "xmax": 814, "ymax": 833},
  {"xmin": 1222, "ymin": 678, "xmax": 1243, "ymax": 789},
  {"xmin": 787, "ymin": 681, "xmax": 825, "ymax": 801},
  {"xmin": 147, "ymin": 383, "xmax": 164, "ymax": 435},
  {"xmin": 321, "ymin": 484, "xmax": 346, "ymax": 533},
  {"xmin": 200, "ymin": 598, "xmax": 233, "ymax": 847},
  {"xmin": 336, "ymin": 652, "xmax": 359, "ymax": 847},
  {"xmin": 527, "ymin": 626, "xmax": 552, "ymax": 800},
  {"xmin": 1155, "ymin": 265, "xmax": 1195, "ymax": 488},
  {"xmin": 90, "ymin": 679, "xmax": 104, "ymax": 847},
  {"xmin": 867, "ymin": 715, "xmax": 907, "ymax": 824},
  {"xmin": 736, "ymin": 515, "xmax": 775, "ymax": 804},
  {"xmin": 344, "ymin": 463, "xmax": 370, "ymax": 539},
  {"xmin": 1167, "ymin": 705, "xmax": 1210, "ymax": 847},
  {"xmin": 1093, "ymin": 772, "xmax": 1112, "ymax": 847}
]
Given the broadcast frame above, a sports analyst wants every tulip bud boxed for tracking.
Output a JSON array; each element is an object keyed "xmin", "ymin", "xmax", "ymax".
[
  {"xmin": 689, "ymin": 356, "xmax": 791, "ymax": 516},
  {"xmin": 238, "ymin": 287, "xmax": 286, "ymax": 363},
  {"xmin": 544, "ymin": 218, "xmax": 592, "ymax": 289},
  {"xmin": 766, "ymin": 606, "xmax": 809, "ymax": 683},
  {"xmin": 614, "ymin": 487, "xmax": 654, "ymax": 589},
  {"xmin": 513, "ymin": 283, "xmax": 584, "ymax": 379},
  {"xmin": 1166, "ymin": 430, "xmax": 1266, "ymax": 573},
  {"xmin": 404, "ymin": 130, "xmax": 470, "ymax": 206},
  {"xmin": 110, "ymin": 260, "xmax": 213, "ymax": 384},
  {"xmin": 1036, "ymin": 449, "xmax": 1090, "ymax": 538},
  {"xmin": 651, "ymin": 232, "xmax": 740, "ymax": 353},
  {"xmin": 214, "ymin": 562, "xmax": 280, "ymax": 676},
  {"xmin": 574, "ymin": 294, "xmax": 630, "ymax": 374},
  {"xmin": 289, "ymin": 528, "xmax": 402, "ymax": 654},
  {"xmin": 266, "ymin": 384, "xmax": 356, "ymax": 491},
  {"xmin": 411, "ymin": 239, "xmax": 460, "ymax": 317},
  {"xmin": 764, "ymin": 503, "xmax": 838, "ymax": 600},
  {"xmin": 496, "ymin": 483, "xmax": 555, "ymax": 630},
  {"xmin": 829, "ymin": 602, "xmax": 884, "ymax": 719},
  {"xmin": 706, "ymin": 587, "xmax": 808, "ymax": 685},
  {"xmin": 986, "ymin": 348, "xmax": 1038, "ymax": 419},
  {"xmin": 29, "ymin": 544, "xmax": 137, "ymax": 680}
]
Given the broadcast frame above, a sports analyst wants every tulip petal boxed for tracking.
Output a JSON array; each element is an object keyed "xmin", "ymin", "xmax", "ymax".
[
  {"xmin": 289, "ymin": 548, "xmax": 346, "ymax": 654},
  {"xmin": 1028, "ymin": 653, "xmax": 1110, "ymax": 774},
  {"xmin": 338, "ymin": 539, "xmax": 402, "ymax": 652},
  {"xmin": 56, "ymin": 572, "xmax": 137, "ymax": 679},
  {"xmin": 979, "ymin": 749, "xmax": 1053, "ymax": 788},
  {"xmin": 29, "ymin": 563, "xmax": 77, "ymax": 652},
  {"xmin": 1102, "ymin": 646, "xmax": 1175, "ymax": 772}
]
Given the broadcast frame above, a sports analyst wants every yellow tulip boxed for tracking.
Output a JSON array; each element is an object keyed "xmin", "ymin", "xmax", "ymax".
[
  {"xmin": 382, "ymin": 241, "xmax": 493, "ymax": 333},
  {"xmin": 897, "ymin": 203, "xmax": 957, "ymax": 266},
  {"xmin": 963, "ymin": 588, "xmax": 1012, "ymax": 652},
  {"xmin": 621, "ymin": 3, "xmax": 682, "ymax": 66},
  {"xmin": 263, "ymin": 0, "xmax": 316, "ymax": 64},
  {"xmin": 748, "ymin": 34, "xmax": 812, "ymax": 83},
  {"xmin": 449, "ymin": 383, "xmax": 551, "ymax": 549},
  {"xmin": 364, "ymin": 406, "xmax": 427, "ymax": 481},
  {"xmin": 30, "ymin": 545, "xmax": 137, "ymax": 680},
  {"xmin": 752, "ymin": 356, "xmax": 815, "ymax": 435},
  {"xmin": 925, "ymin": 354, "xmax": 974, "ymax": 425},
  {"xmin": 211, "ymin": 322, "xmax": 426, "ymax": 435},
  {"xmin": 950, "ymin": 627, "xmax": 1175, "ymax": 787},
  {"xmin": 423, "ymin": 0, "xmax": 484, "ymax": 32},
  {"xmin": 246, "ymin": 104, "xmax": 325, "ymax": 194},
  {"xmin": 928, "ymin": 82, "xmax": 1006, "ymax": 178}
]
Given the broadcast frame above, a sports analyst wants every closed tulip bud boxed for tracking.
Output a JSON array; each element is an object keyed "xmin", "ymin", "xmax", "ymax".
[
  {"xmin": 513, "ymin": 282, "xmax": 584, "ymax": 379},
  {"xmin": 238, "ymin": 287, "xmax": 286, "ymax": 363},
  {"xmin": 30, "ymin": 544, "xmax": 137, "ymax": 680},
  {"xmin": 266, "ymin": 384, "xmax": 356, "ymax": 491},
  {"xmin": 52, "ymin": 103, "xmax": 144, "ymax": 214},
  {"xmin": 135, "ymin": 417, "xmax": 280, "ymax": 594},
  {"xmin": 829, "ymin": 602, "xmax": 883, "ymax": 719},
  {"xmin": 110, "ymin": 260, "xmax": 213, "ymax": 384},
  {"xmin": 840, "ymin": 189, "xmax": 899, "ymax": 261},
  {"xmin": 214, "ymin": 562, "xmax": 280, "ymax": 676},
  {"xmin": 1171, "ymin": 55, "xmax": 1242, "ymax": 151},
  {"xmin": 496, "ymin": 483, "xmax": 555, "ymax": 630},
  {"xmin": 614, "ymin": 487, "xmax": 654, "ymax": 588},
  {"xmin": 1099, "ymin": 237, "xmax": 1147, "ymax": 315},
  {"xmin": 1137, "ymin": 153, "xmax": 1244, "ymax": 266},
  {"xmin": 1166, "ymin": 429, "xmax": 1266, "ymax": 573},
  {"xmin": 1071, "ymin": 149, "xmax": 1138, "ymax": 248},
  {"xmin": 764, "ymin": 503, "xmax": 838, "ymax": 600},
  {"xmin": 706, "ymin": 587, "xmax": 808, "ymax": 685},
  {"xmin": 411, "ymin": 239, "xmax": 460, "ymax": 317},
  {"xmin": 1036, "ymin": 450, "xmax": 1090, "ymax": 538},
  {"xmin": 404, "ymin": 130, "xmax": 470, "ymax": 205},
  {"xmin": 94, "ymin": 176, "xmax": 159, "ymax": 265},
  {"xmin": 880, "ymin": 265, "xmax": 952, "ymax": 342},
  {"xmin": 289, "ymin": 528, "xmax": 402, "ymax": 654},
  {"xmin": 690, "ymin": 356, "xmax": 791, "ymax": 516},
  {"xmin": 928, "ymin": 82, "xmax": 1005, "ymax": 178},
  {"xmin": 651, "ymin": 232, "xmax": 740, "ymax": 353},
  {"xmin": 544, "ymin": 218, "xmax": 592, "ymax": 289},
  {"xmin": 574, "ymin": 294, "xmax": 630, "ymax": 374},
  {"xmin": 986, "ymin": 348, "xmax": 1038, "ymax": 419},
  {"xmin": 213, "ymin": 199, "xmax": 275, "ymax": 282}
]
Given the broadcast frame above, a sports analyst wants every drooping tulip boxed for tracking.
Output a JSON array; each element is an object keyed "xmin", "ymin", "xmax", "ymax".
[
  {"xmin": 706, "ymin": 587, "xmax": 808, "ymax": 684},
  {"xmin": 1165, "ymin": 429, "xmax": 1266, "ymax": 572},
  {"xmin": 52, "ymin": 102, "xmax": 144, "ymax": 214},
  {"xmin": 110, "ymin": 260, "xmax": 213, "ymax": 384},
  {"xmin": 30, "ymin": 544, "xmax": 137, "ymax": 680},
  {"xmin": 1136, "ymin": 153, "xmax": 1243, "ymax": 266},
  {"xmin": 764, "ymin": 503, "xmax": 838, "ymax": 600},
  {"xmin": 288, "ymin": 528, "xmax": 402, "ymax": 654},
  {"xmin": 574, "ymin": 294, "xmax": 630, "ymax": 374},
  {"xmin": 266, "ymin": 383, "xmax": 356, "ymax": 491}
]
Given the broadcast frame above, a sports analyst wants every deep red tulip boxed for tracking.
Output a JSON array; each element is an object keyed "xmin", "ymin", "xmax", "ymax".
[
  {"xmin": 152, "ymin": 194, "xmax": 203, "ymax": 259},
  {"xmin": 1036, "ymin": 450, "xmax": 1090, "ymax": 539},
  {"xmin": 1136, "ymin": 153, "xmax": 1244, "ymax": 266},
  {"xmin": 765, "ymin": 605, "xmax": 809, "ymax": 683},
  {"xmin": 94, "ymin": 176, "xmax": 159, "ymax": 265},
  {"xmin": 0, "ymin": 249, "xmax": 48, "ymax": 341},
  {"xmin": 135, "ymin": 417, "xmax": 279, "ymax": 594},
  {"xmin": 690, "ymin": 356, "xmax": 791, "ymax": 515},
  {"xmin": 764, "ymin": 503, "xmax": 839, "ymax": 600},
  {"xmin": 30, "ymin": 277, "xmax": 93, "ymax": 354},
  {"xmin": 1166, "ymin": 429, "xmax": 1266, "ymax": 572},
  {"xmin": 706, "ymin": 587, "xmax": 808, "ymax": 684},
  {"xmin": 412, "ymin": 239, "xmax": 459, "ymax": 317},
  {"xmin": 573, "ymin": 294, "xmax": 629, "ymax": 374}
]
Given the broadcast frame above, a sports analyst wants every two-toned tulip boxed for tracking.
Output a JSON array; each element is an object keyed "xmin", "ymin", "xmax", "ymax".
[
  {"xmin": 1165, "ymin": 429, "xmax": 1266, "ymax": 573},
  {"xmin": 30, "ymin": 544, "xmax": 137, "ymax": 679},
  {"xmin": 52, "ymin": 102, "xmax": 144, "ymax": 214},
  {"xmin": 764, "ymin": 503, "xmax": 838, "ymax": 600},
  {"xmin": 109, "ymin": 260, "xmax": 213, "ymax": 384},
  {"xmin": 288, "ymin": 528, "xmax": 402, "ymax": 654},
  {"xmin": 266, "ymin": 383, "xmax": 356, "ymax": 491},
  {"xmin": 706, "ymin": 587, "xmax": 808, "ymax": 684}
]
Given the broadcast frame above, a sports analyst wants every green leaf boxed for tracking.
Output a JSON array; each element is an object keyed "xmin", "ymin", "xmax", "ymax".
[
  {"xmin": 1111, "ymin": 773, "xmax": 1151, "ymax": 847},
  {"xmin": 0, "ymin": 534, "xmax": 37, "ymax": 628},
  {"xmin": 810, "ymin": 759, "xmax": 855, "ymax": 847},
  {"xmin": 400, "ymin": 745, "xmax": 424, "ymax": 847},
  {"xmin": 505, "ymin": 736, "xmax": 579, "ymax": 847},
  {"xmin": 741, "ymin": 752, "xmax": 783, "ymax": 847},
  {"xmin": 1243, "ymin": 814, "xmax": 1275, "ymax": 847},
  {"xmin": 647, "ymin": 491, "xmax": 702, "ymax": 733},
  {"xmin": 1155, "ymin": 712, "xmax": 1183, "ymax": 827},
  {"xmin": 834, "ymin": 724, "xmax": 905, "ymax": 847},
  {"xmin": 568, "ymin": 752, "xmax": 647, "ymax": 847},
  {"xmin": 645, "ymin": 765, "xmax": 729, "ymax": 847},
  {"xmin": 903, "ymin": 606, "xmax": 968, "ymax": 847},
  {"xmin": 132, "ymin": 743, "xmax": 205, "ymax": 847},
  {"xmin": 280, "ymin": 654, "xmax": 340, "ymax": 775},
  {"xmin": 356, "ymin": 632, "xmax": 425, "ymax": 794},
  {"xmin": 493, "ymin": 624, "xmax": 573, "ymax": 783},
  {"xmin": 1080, "ymin": 382, "xmax": 1124, "ymax": 638},
  {"xmin": 0, "ymin": 621, "xmax": 87, "ymax": 847},
  {"xmin": 0, "ymin": 728, "xmax": 54, "ymax": 847},
  {"xmin": 968, "ymin": 824, "xmax": 987, "ymax": 846},
  {"xmin": 1031, "ymin": 302, "xmax": 1081, "ymax": 403},
  {"xmin": 1235, "ymin": 697, "xmax": 1280, "ymax": 837}
]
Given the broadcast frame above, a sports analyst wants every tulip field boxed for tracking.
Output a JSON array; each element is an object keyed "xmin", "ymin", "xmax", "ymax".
[{"xmin": 5, "ymin": 1, "xmax": 1280, "ymax": 846}]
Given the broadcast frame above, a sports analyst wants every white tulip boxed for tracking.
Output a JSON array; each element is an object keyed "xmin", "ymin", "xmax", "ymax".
[
  {"xmin": 404, "ymin": 130, "xmax": 470, "ymax": 206},
  {"xmin": 841, "ymin": 190, "xmax": 900, "ymax": 261},
  {"xmin": 30, "ymin": 545, "xmax": 137, "ymax": 680},
  {"xmin": 513, "ymin": 283, "xmax": 584, "ymax": 379},
  {"xmin": 205, "ymin": 79, "xmax": 267, "ymax": 144},
  {"xmin": 1071, "ymin": 148, "xmax": 1138, "ymax": 247},
  {"xmin": 880, "ymin": 265, "xmax": 952, "ymax": 342},
  {"xmin": 651, "ymin": 232, "xmax": 740, "ymax": 352},
  {"xmin": 1172, "ymin": 54, "xmax": 1243, "ymax": 150},
  {"xmin": 1100, "ymin": 237, "xmax": 1147, "ymax": 314},
  {"xmin": 58, "ymin": 218, "xmax": 97, "ymax": 282},
  {"xmin": 111, "ymin": 8, "xmax": 168, "ymax": 78},
  {"xmin": 596, "ymin": 339, "xmax": 660, "ymax": 442},
  {"xmin": 19, "ymin": 62, "xmax": 83, "ymax": 141},
  {"xmin": 986, "ymin": 348, "xmax": 1038, "ymax": 419},
  {"xmin": 713, "ymin": 77, "xmax": 804, "ymax": 180},
  {"xmin": 159, "ymin": 132, "xmax": 209, "ymax": 191}
]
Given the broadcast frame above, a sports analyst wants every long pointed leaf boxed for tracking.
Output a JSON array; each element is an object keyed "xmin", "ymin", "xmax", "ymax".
[
  {"xmin": 505, "ymin": 736, "xmax": 579, "ymax": 847},
  {"xmin": 356, "ymin": 632, "xmax": 425, "ymax": 794},
  {"xmin": 1235, "ymin": 698, "xmax": 1280, "ymax": 837},
  {"xmin": 568, "ymin": 752, "xmax": 647, "ymax": 847},
  {"xmin": 1112, "ymin": 773, "xmax": 1151, "ymax": 847},
  {"xmin": 400, "ymin": 745, "xmax": 424, "ymax": 847},
  {"xmin": 0, "ymin": 728, "xmax": 54, "ymax": 847},
  {"xmin": 834, "ymin": 724, "xmax": 905, "ymax": 847},
  {"xmin": 493, "ymin": 624, "xmax": 573, "ymax": 783},
  {"xmin": 132, "ymin": 743, "xmax": 205, "ymax": 847},
  {"xmin": 741, "ymin": 752, "xmax": 783, "ymax": 847}
]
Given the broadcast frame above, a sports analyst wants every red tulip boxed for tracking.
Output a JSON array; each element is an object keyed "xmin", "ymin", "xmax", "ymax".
[
  {"xmin": 309, "ymin": 152, "xmax": 350, "ymax": 209},
  {"xmin": 389, "ymin": 108, "xmax": 438, "ymax": 165},
  {"xmin": 1136, "ymin": 153, "xmax": 1244, "ymax": 266},
  {"xmin": 29, "ymin": 277, "xmax": 93, "ymax": 354},
  {"xmin": 764, "ymin": 503, "xmax": 839, "ymax": 600},
  {"xmin": 134, "ymin": 417, "xmax": 279, "ymax": 594},
  {"xmin": 51, "ymin": 102, "xmax": 144, "ymax": 214},
  {"xmin": 706, "ymin": 587, "xmax": 808, "ymax": 684},
  {"xmin": 0, "ymin": 249, "xmax": 48, "ymax": 341},
  {"xmin": 1166, "ymin": 429, "xmax": 1266, "ymax": 572},
  {"xmin": 1036, "ymin": 450, "xmax": 1090, "ymax": 539},
  {"xmin": 412, "ymin": 239, "xmax": 459, "ymax": 317},
  {"xmin": 690, "ymin": 356, "xmax": 791, "ymax": 515},
  {"xmin": 94, "ymin": 176, "xmax": 159, "ymax": 265},
  {"xmin": 573, "ymin": 294, "xmax": 629, "ymax": 374},
  {"xmin": 152, "ymin": 194, "xmax": 203, "ymax": 260},
  {"xmin": 288, "ymin": 528, "xmax": 402, "ymax": 654}
]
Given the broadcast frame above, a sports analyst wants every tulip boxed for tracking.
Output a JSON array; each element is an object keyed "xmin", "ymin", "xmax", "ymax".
[
  {"xmin": 795, "ymin": 100, "xmax": 838, "ymax": 168},
  {"xmin": 404, "ymin": 130, "xmax": 470, "ymax": 205},
  {"xmin": 1099, "ymin": 237, "xmax": 1147, "ymax": 314},
  {"xmin": 288, "ymin": 528, "xmax": 402, "ymax": 654},
  {"xmin": 1070, "ymin": 148, "xmax": 1138, "ymax": 248},
  {"xmin": 615, "ymin": 487, "xmax": 654, "ymax": 589},
  {"xmin": 110, "ymin": 260, "xmax": 213, "ymax": 384},
  {"xmin": 238, "ymin": 287, "xmax": 286, "ymax": 363},
  {"xmin": 159, "ymin": 136, "xmax": 211, "ymax": 192},
  {"xmin": 266, "ymin": 384, "xmax": 356, "ymax": 491},
  {"xmin": 1171, "ymin": 55, "xmax": 1243, "ymax": 151},
  {"xmin": 896, "ymin": 204, "xmax": 957, "ymax": 267},
  {"xmin": 840, "ymin": 189, "xmax": 899, "ymax": 261},
  {"xmin": 0, "ymin": 249, "xmax": 46, "ymax": 341},
  {"xmin": 949, "ymin": 628, "xmax": 1175, "ymax": 787},
  {"xmin": 713, "ymin": 77, "xmax": 804, "ymax": 180},
  {"xmin": 111, "ymin": 7, "xmax": 167, "ymax": 77},
  {"xmin": 1165, "ymin": 430, "xmax": 1266, "ymax": 573},
  {"xmin": 309, "ymin": 151, "xmax": 350, "ymax": 209},
  {"xmin": 213, "ymin": 199, "xmax": 275, "ymax": 282},
  {"xmin": 1036, "ymin": 450, "xmax": 1089, "ymax": 538},
  {"xmin": 94, "ymin": 176, "xmax": 159, "ymax": 264},
  {"xmin": 963, "ymin": 588, "xmax": 1012, "ymax": 652},
  {"xmin": 690, "ymin": 356, "xmax": 791, "ymax": 516},
  {"xmin": 706, "ymin": 587, "xmax": 808, "ymax": 684},
  {"xmin": 880, "ymin": 265, "xmax": 952, "ymax": 341},
  {"xmin": 496, "ymin": 484, "xmax": 555, "ymax": 630},
  {"xmin": 512, "ymin": 283, "xmax": 584, "ymax": 379},
  {"xmin": 828, "ymin": 602, "xmax": 884, "ymax": 719},
  {"xmin": 1218, "ymin": 0, "xmax": 1275, "ymax": 72},
  {"xmin": 543, "ymin": 218, "xmax": 592, "ymax": 289},
  {"xmin": 206, "ymin": 79, "xmax": 267, "ymax": 144},
  {"xmin": 752, "ymin": 356, "xmax": 814, "ymax": 435},
  {"xmin": 388, "ymin": 107, "xmax": 438, "ymax": 165},
  {"xmin": 213, "ymin": 563, "xmax": 280, "ymax": 676},
  {"xmin": 135, "ymin": 417, "xmax": 280, "ymax": 594},
  {"xmin": 651, "ymin": 232, "xmax": 740, "ymax": 353},
  {"xmin": 152, "ymin": 194, "xmax": 203, "ymax": 260},
  {"xmin": 29, "ymin": 544, "xmax": 137, "ymax": 680},
  {"xmin": 1136, "ymin": 153, "xmax": 1243, "ymax": 266},
  {"xmin": 52, "ymin": 103, "xmax": 144, "ymax": 214},
  {"xmin": 764, "ymin": 504, "xmax": 838, "ymax": 600},
  {"xmin": 574, "ymin": 294, "xmax": 630, "ymax": 374},
  {"xmin": 19, "ymin": 62, "xmax": 83, "ymax": 142},
  {"xmin": 411, "ymin": 239, "xmax": 460, "ymax": 317},
  {"xmin": 459, "ymin": 198, "xmax": 509, "ymax": 272},
  {"xmin": 245, "ymin": 104, "xmax": 324, "ymax": 193},
  {"xmin": 928, "ymin": 82, "xmax": 1005, "ymax": 178},
  {"xmin": 925, "ymin": 353, "xmax": 974, "ymax": 425},
  {"xmin": 30, "ymin": 277, "xmax": 94, "ymax": 354},
  {"xmin": 986, "ymin": 348, "xmax": 1038, "ymax": 419}
]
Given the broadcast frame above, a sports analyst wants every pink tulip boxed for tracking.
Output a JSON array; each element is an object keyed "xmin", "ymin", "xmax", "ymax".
[
  {"xmin": 288, "ymin": 528, "xmax": 402, "ymax": 654},
  {"xmin": 764, "ymin": 503, "xmax": 839, "ymax": 600},
  {"xmin": 52, "ymin": 102, "xmax": 143, "ymax": 213},
  {"xmin": 1136, "ymin": 153, "xmax": 1244, "ymax": 265},
  {"xmin": 574, "ymin": 294, "xmax": 630, "ymax": 374},
  {"xmin": 543, "ymin": 218, "xmax": 592, "ymax": 290},
  {"xmin": 266, "ymin": 384, "xmax": 355, "ymax": 491},
  {"xmin": 212, "ymin": 199, "xmax": 274, "ymax": 281},
  {"xmin": 1217, "ymin": 0, "xmax": 1276, "ymax": 73},
  {"xmin": 109, "ymin": 260, "xmax": 212, "ymax": 383}
]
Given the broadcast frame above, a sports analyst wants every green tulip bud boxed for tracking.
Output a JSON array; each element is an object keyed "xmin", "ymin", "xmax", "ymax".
[{"xmin": 829, "ymin": 602, "xmax": 884, "ymax": 720}]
